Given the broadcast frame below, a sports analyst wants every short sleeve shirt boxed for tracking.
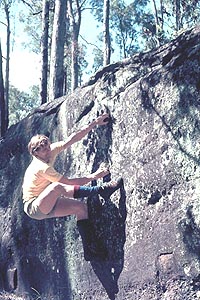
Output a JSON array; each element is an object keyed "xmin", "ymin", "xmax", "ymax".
[{"xmin": 22, "ymin": 141, "xmax": 65, "ymax": 202}]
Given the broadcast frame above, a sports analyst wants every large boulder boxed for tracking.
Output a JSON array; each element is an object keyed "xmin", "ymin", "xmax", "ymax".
[{"xmin": 0, "ymin": 26, "xmax": 200, "ymax": 300}]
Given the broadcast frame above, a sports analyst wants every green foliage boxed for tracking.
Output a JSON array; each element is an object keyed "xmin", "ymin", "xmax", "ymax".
[
  {"xmin": 18, "ymin": 1, "xmax": 43, "ymax": 54},
  {"xmin": 16, "ymin": 0, "xmax": 54, "ymax": 54},
  {"xmin": 89, "ymin": 0, "xmax": 200, "ymax": 56},
  {"xmin": 89, "ymin": 0, "xmax": 104, "ymax": 22},
  {"xmin": 78, "ymin": 43, "xmax": 89, "ymax": 83},
  {"xmin": 9, "ymin": 84, "xmax": 40, "ymax": 126},
  {"xmin": 170, "ymin": 0, "xmax": 200, "ymax": 26},
  {"xmin": 19, "ymin": 13, "xmax": 41, "ymax": 54},
  {"xmin": 140, "ymin": 0, "xmax": 200, "ymax": 49},
  {"xmin": 64, "ymin": 41, "xmax": 89, "ymax": 92},
  {"xmin": 92, "ymin": 46, "xmax": 103, "ymax": 72},
  {"xmin": 110, "ymin": 0, "xmax": 141, "ymax": 57}
]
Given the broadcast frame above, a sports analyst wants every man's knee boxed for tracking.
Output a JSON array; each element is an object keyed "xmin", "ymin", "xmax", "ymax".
[{"xmin": 50, "ymin": 182, "xmax": 74, "ymax": 195}]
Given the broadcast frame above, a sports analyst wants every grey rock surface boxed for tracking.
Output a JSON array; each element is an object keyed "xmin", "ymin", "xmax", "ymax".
[{"xmin": 0, "ymin": 26, "xmax": 200, "ymax": 299}]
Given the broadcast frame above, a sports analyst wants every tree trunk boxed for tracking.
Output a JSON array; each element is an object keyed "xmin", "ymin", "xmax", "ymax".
[
  {"xmin": 0, "ymin": 41, "xmax": 6, "ymax": 137},
  {"xmin": 71, "ymin": 28, "xmax": 79, "ymax": 91},
  {"xmin": 160, "ymin": 0, "xmax": 164, "ymax": 31},
  {"xmin": 40, "ymin": 0, "xmax": 50, "ymax": 104},
  {"xmin": 175, "ymin": 0, "xmax": 181, "ymax": 32},
  {"xmin": 4, "ymin": 2, "xmax": 10, "ymax": 131},
  {"xmin": 49, "ymin": 0, "xmax": 67, "ymax": 101},
  {"xmin": 68, "ymin": 0, "xmax": 81, "ymax": 91},
  {"xmin": 152, "ymin": 0, "xmax": 161, "ymax": 46},
  {"xmin": 103, "ymin": 0, "xmax": 111, "ymax": 66}
]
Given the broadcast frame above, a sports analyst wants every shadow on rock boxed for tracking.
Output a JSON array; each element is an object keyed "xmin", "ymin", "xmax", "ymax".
[
  {"xmin": 88, "ymin": 179, "xmax": 127, "ymax": 300},
  {"xmin": 179, "ymin": 205, "xmax": 200, "ymax": 259}
]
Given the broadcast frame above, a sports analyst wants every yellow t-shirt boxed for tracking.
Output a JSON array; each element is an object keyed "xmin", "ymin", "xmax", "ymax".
[{"xmin": 22, "ymin": 141, "xmax": 65, "ymax": 203}]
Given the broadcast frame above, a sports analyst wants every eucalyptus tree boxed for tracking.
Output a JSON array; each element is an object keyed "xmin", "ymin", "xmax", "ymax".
[
  {"xmin": 87, "ymin": 0, "xmax": 111, "ymax": 67},
  {"xmin": 19, "ymin": 0, "xmax": 88, "ymax": 97},
  {"xmin": 68, "ymin": 0, "xmax": 80, "ymax": 91},
  {"xmin": 151, "ymin": 0, "xmax": 164, "ymax": 46},
  {"xmin": 90, "ymin": 0, "xmax": 140, "ymax": 62},
  {"xmin": 40, "ymin": 0, "xmax": 50, "ymax": 104},
  {"xmin": 143, "ymin": 0, "xmax": 200, "ymax": 47},
  {"xmin": 0, "ymin": 0, "xmax": 12, "ymax": 134},
  {"xmin": 18, "ymin": 0, "xmax": 46, "ymax": 104},
  {"xmin": 3, "ymin": 0, "xmax": 10, "ymax": 131},
  {"xmin": 31, "ymin": 0, "xmax": 91, "ymax": 94},
  {"xmin": 49, "ymin": 0, "xmax": 67, "ymax": 101},
  {"xmin": 9, "ymin": 84, "xmax": 40, "ymax": 126},
  {"xmin": 19, "ymin": 0, "xmax": 42, "ymax": 54},
  {"xmin": 149, "ymin": 0, "xmax": 200, "ymax": 37},
  {"xmin": 0, "ymin": 0, "xmax": 42, "ymax": 132},
  {"xmin": 167, "ymin": 0, "xmax": 200, "ymax": 33},
  {"xmin": 20, "ymin": 0, "xmax": 52, "ymax": 102},
  {"xmin": 0, "ymin": 41, "xmax": 6, "ymax": 136},
  {"xmin": 110, "ymin": 0, "xmax": 139, "ymax": 58},
  {"xmin": 67, "ymin": 0, "xmax": 90, "ymax": 91},
  {"xmin": 103, "ymin": 0, "xmax": 111, "ymax": 66}
]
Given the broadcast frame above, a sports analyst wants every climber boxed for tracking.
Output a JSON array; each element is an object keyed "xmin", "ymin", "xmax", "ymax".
[{"xmin": 22, "ymin": 113, "xmax": 123, "ymax": 261}]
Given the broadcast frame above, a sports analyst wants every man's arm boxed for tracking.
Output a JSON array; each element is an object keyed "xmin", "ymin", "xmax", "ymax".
[
  {"xmin": 58, "ymin": 163, "xmax": 110, "ymax": 185},
  {"xmin": 62, "ymin": 113, "xmax": 110, "ymax": 150}
]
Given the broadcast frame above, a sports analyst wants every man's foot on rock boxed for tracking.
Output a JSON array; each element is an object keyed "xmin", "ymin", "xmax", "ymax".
[{"xmin": 99, "ymin": 177, "xmax": 123, "ymax": 200}]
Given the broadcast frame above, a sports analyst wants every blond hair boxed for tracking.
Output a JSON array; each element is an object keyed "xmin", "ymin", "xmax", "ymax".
[{"xmin": 28, "ymin": 134, "xmax": 50, "ymax": 155}]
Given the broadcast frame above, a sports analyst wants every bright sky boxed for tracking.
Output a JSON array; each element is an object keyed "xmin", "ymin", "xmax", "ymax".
[
  {"xmin": 9, "ymin": 49, "xmax": 40, "ymax": 91},
  {"xmin": 0, "ymin": 1, "xmax": 133, "ymax": 92},
  {"xmin": 0, "ymin": 3, "xmax": 41, "ymax": 91}
]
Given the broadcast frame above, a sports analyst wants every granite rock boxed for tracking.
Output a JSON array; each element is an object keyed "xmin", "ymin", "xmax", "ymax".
[{"xmin": 0, "ymin": 26, "xmax": 200, "ymax": 300}]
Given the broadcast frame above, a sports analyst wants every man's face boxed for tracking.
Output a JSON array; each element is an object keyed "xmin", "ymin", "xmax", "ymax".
[{"xmin": 33, "ymin": 139, "xmax": 51, "ymax": 162}]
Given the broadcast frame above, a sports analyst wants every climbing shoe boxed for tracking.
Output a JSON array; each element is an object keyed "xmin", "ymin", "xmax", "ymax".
[{"xmin": 99, "ymin": 177, "xmax": 123, "ymax": 199}]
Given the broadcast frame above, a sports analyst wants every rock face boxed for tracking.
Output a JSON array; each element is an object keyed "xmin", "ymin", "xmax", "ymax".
[{"xmin": 0, "ymin": 26, "xmax": 200, "ymax": 300}]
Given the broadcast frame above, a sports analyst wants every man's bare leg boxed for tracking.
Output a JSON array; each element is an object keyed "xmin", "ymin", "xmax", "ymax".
[
  {"xmin": 33, "ymin": 182, "xmax": 75, "ymax": 215},
  {"xmin": 34, "ymin": 177, "xmax": 123, "ymax": 219},
  {"xmin": 34, "ymin": 182, "xmax": 106, "ymax": 261},
  {"xmin": 51, "ymin": 197, "xmax": 88, "ymax": 220}
]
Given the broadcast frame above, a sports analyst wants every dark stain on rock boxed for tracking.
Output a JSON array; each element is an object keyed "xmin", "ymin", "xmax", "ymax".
[{"xmin": 148, "ymin": 190, "xmax": 162, "ymax": 205}]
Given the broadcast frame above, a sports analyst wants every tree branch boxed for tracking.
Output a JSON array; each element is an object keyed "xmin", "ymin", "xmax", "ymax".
[
  {"xmin": 79, "ymin": 34, "xmax": 102, "ymax": 52},
  {"xmin": 0, "ymin": 21, "xmax": 7, "ymax": 27}
]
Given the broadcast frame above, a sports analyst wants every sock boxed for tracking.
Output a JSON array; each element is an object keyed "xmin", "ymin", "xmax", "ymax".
[
  {"xmin": 77, "ymin": 219, "xmax": 107, "ymax": 261},
  {"xmin": 73, "ymin": 185, "xmax": 100, "ymax": 198},
  {"xmin": 74, "ymin": 178, "xmax": 123, "ymax": 200}
]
